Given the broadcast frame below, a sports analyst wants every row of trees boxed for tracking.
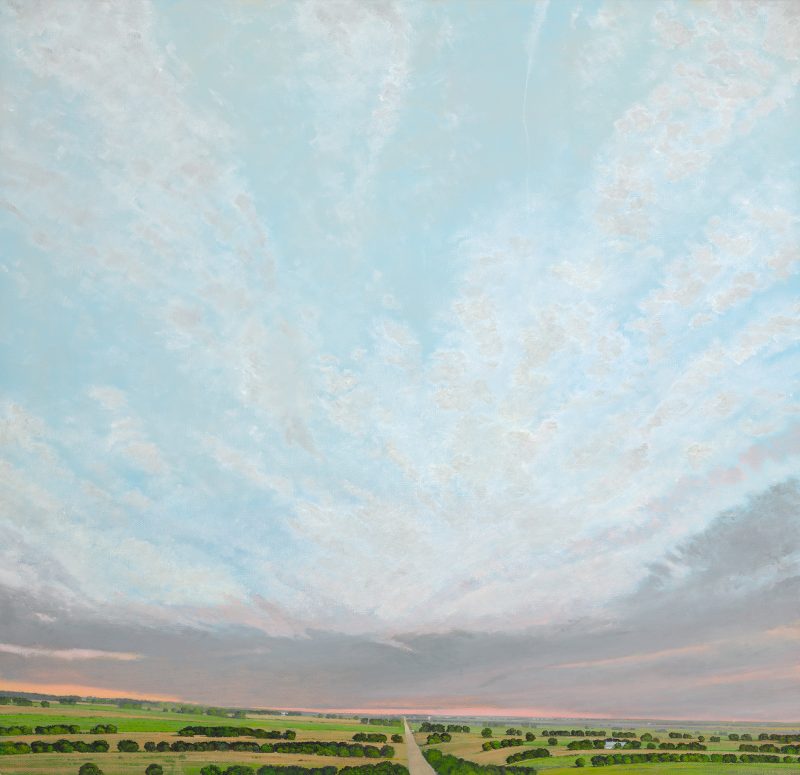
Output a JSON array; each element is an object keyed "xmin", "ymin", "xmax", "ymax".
[
  {"xmin": 32, "ymin": 740, "xmax": 109, "ymax": 753},
  {"xmin": 353, "ymin": 733, "xmax": 387, "ymax": 743},
  {"xmin": 1, "ymin": 724, "xmax": 117, "ymax": 736},
  {"xmin": 120, "ymin": 739, "xmax": 395, "ymax": 758},
  {"xmin": 199, "ymin": 764, "xmax": 409, "ymax": 775},
  {"xmin": 0, "ymin": 740, "xmax": 109, "ymax": 755},
  {"xmin": 90, "ymin": 724, "xmax": 118, "ymax": 734},
  {"xmin": 482, "ymin": 738, "xmax": 523, "ymax": 751},
  {"xmin": 0, "ymin": 726, "xmax": 34, "ymax": 736},
  {"xmin": 418, "ymin": 724, "xmax": 469, "ymax": 734},
  {"xmin": 423, "ymin": 748, "xmax": 535, "ymax": 775},
  {"xmin": 540, "ymin": 729, "xmax": 605, "ymax": 738},
  {"xmin": 35, "ymin": 724, "xmax": 81, "ymax": 734},
  {"xmin": 566, "ymin": 739, "xmax": 706, "ymax": 752},
  {"xmin": 73, "ymin": 765, "xmax": 163, "ymax": 775},
  {"xmin": 360, "ymin": 719, "xmax": 399, "ymax": 726},
  {"xmin": 178, "ymin": 726, "xmax": 296, "ymax": 738},
  {"xmin": 755, "ymin": 732, "xmax": 800, "ymax": 742},
  {"xmin": 589, "ymin": 752, "xmax": 797, "ymax": 766},
  {"xmin": 739, "ymin": 743, "xmax": 800, "ymax": 754},
  {"xmin": 504, "ymin": 748, "xmax": 551, "ymax": 763}
]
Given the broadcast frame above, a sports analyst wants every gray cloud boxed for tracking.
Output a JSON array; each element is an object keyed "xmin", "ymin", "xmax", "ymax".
[{"xmin": 1, "ymin": 479, "xmax": 797, "ymax": 719}]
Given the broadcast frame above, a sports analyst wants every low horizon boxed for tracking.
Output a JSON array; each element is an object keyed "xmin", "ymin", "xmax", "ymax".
[{"xmin": 1, "ymin": 686, "xmax": 798, "ymax": 726}]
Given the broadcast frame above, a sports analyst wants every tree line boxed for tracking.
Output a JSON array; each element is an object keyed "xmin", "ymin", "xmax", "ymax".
[
  {"xmin": 566, "ymin": 740, "xmax": 706, "ymax": 751},
  {"xmin": 114, "ymin": 739, "xmax": 395, "ymax": 758},
  {"xmin": 482, "ymin": 739, "xmax": 523, "ymax": 751},
  {"xmin": 541, "ymin": 730, "xmax": 606, "ymax": 737},
  {"xmin": 504, "ymin": 748, "xmax": 551, "ymax": 763},
  {"xmin": 0, "ymin": 740, "xmax": 110, "ymax": 755},
  {"xmin": 419, "ymin": 724, "xmax": 470, "ymax": 734},
  {"xmin": 178, "ymin": 726, "xmax": 296, "ymax": 738},
  {"xmin": 198, "ymin": 764, "xmax": 409, "ymax": 775},
  {"xmin": 588, "ymin": 752, "xmax": 798, "ymax": 766},
  {"xmin": 423, "ymin": 748, "xmax": 536, "ymax": 775},
  {"xmin": 353, "ymin": 734, "xmax": 387, "ymax": 743},
  {"xmin": 756, "ymin": 733, "xmax": 800, "ymax": 743},
  {"xmin": 1, "ymin": 724, "xmax": 116, "ymax": 736},
  {"xmin": 1, "ymin": 739, "xmax": 395, "ymax": 759},
  {"xmin": 739, "ymin": 743, "xmax": 800, "ymax": 754}
]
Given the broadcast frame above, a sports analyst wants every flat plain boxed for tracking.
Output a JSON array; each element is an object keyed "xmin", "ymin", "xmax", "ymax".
[{"xmin": 0, "ymin": 703, "xmax": 405, "ymax": 775}]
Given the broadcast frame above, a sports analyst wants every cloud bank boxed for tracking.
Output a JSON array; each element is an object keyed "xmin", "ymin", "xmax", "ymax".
[{"xmin": 0, "ymin": 0, "xmax": 798, "ymax": 718}]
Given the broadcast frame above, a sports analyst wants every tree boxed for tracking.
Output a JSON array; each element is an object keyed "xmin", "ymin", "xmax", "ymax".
[
  {"xmin": 525, "ymin": 732, "xmax": 535, "ymax": 742},
  {"xmin": 548, "ymin": 738, "xmax": 557, "ymax": 746},
  {"xmin": 41, "ymin": 700, "xmax": 50, "ymax": 707},
  {"xmin": 78, "ymin": 765, "xmax": 104, "ymax": 775},
  {"xmin": 200, "ymin": 768, "xmax": 222, "ymax": 775},
  {"xmin": 575, "ymin": 758, "xmax": 586, "ymax": 768},
  {"xmin": 391, "ymin": 735, "xmax": 402, "ymax": 743},
  {"xmin": 145, "ymin": 766, "xmax": 164, "ymax": 775},
  {"xmin": 117, "ymin": 739, "xmax": 140, "ymax": 752},
  {"xmin": 481, "ymin": 728, "xmax": 492, "ymax": 738}
]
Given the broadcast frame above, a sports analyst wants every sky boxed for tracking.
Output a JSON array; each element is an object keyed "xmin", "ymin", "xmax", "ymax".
[{"xmin": 0, "ymin": 0, "xmax": 799, "ymax": 721}]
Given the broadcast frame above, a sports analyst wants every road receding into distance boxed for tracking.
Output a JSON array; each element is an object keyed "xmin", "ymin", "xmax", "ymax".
[{"xmin": 404, "ymin": 718, "xmax": 437, "ymax": 775}]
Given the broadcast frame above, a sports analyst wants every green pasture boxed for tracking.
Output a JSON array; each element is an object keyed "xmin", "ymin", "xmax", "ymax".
[
  {"xmin": 0, "ymin": 706, "xmax": 400, "ymax": 735},
  {"xmin": 537, "ymin": 765, "xmax": 799, "ymax": 775}
]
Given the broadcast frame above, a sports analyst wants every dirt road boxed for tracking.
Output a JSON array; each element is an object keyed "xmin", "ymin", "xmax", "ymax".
[{"xmin": 404, "ymin": 718, "xmax": 437, "ymax": 775}]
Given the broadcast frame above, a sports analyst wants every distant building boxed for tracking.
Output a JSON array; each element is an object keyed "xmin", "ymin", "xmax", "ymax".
[{"xmin": 604, "ymin": 738, "xmax": 624, "ymax": 750}]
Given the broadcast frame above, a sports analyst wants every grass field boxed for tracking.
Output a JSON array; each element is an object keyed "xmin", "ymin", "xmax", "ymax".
[
  {"xmin": 410, "ymin": 723, "xmax": 800, "ymax": 773},
  {"xmin": 535, "ymin": 766, "xmax": 798, "ymax": 775},
  {"xmin": 0, "ymin": 706, "xmax": 401, "ymax": 735},
  {"xmin": 0, "ymin": 702, "xmax": 405, "ymax": 774}
]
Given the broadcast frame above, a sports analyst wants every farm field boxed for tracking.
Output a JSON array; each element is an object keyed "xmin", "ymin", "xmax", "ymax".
[
  {"xmin": 0, "ymin": 706, "xmax": 401, "ymax": 735},
  {"xmin": 410, "ymin": 721, "xmax": 800, "ymax": 773},
  {"xmin": 0, "ymin": 702, "xmax": 406, "ymax": 775}
]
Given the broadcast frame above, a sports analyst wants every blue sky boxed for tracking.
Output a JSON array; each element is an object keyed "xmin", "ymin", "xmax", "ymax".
[{"xmin": 1, "ymin": 0, "xmax": 799, "ymax": 718}]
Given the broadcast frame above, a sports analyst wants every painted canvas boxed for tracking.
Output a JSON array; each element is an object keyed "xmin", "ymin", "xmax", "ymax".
[{"xmin": 1, "ymin": 1, "xmax": 799, "ymax": 774}]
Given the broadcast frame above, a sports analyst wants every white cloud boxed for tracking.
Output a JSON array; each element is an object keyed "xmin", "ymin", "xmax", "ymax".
[{"xmin": 0, "ymin": 643, "xmax": 141, "ymax": 661}]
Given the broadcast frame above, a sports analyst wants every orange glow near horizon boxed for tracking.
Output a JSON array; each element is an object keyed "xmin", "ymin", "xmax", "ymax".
[
  {"xmin": 0, "ymin": 681, "xmax": 180, "ymax": 703},
  {"xmin": 1, "ymin": 684, "xmax": 795, "ymax": 723}
]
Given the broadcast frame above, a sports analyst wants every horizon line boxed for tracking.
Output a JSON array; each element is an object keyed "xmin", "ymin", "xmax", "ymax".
[{"xmin": 1, "ymin": 683, "xmax": 798, "ymax": 725}]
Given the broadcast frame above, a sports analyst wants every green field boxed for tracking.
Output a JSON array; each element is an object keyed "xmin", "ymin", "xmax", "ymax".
[
  {"xmin": 0, "ymin": 708, "xmax": 401, "ymax": 735},
  {"xmin": 536, "ymin": 766, "xmax": 798, "ymax": 775},
  {"xmin": 410, "ymin": 721, "xmax": 800, "ymax": 774},
  {"xmin": 0, "ymin": 703, "xmax": 405, "ymax": 774}
]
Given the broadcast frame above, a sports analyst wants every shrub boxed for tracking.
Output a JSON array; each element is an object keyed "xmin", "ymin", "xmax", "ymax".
[
  {"xmin": 117, "ymin": 740, "xmax": 140, "ymax": 752},
  {"xmin": 146, "ymin": 766, "xmax": 164, "ymax": 775},
  {"xmin": 0, "ymin": 742, "xmax": 31, "ymax": 755},
  {"xmin": 90, "ymin": 724, "xmax": 118, "ymax": 734},
  {"xmin": 78, "ymin": 765, "xmax": 104, "ymax": 775}
]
